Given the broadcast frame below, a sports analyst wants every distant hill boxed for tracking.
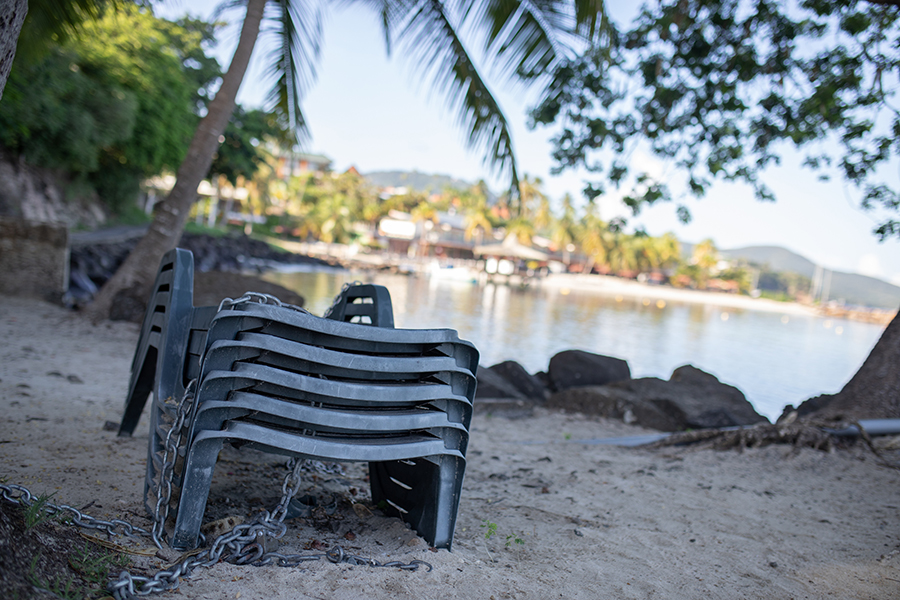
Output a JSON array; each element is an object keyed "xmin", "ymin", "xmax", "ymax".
[
  {"xmin": 722, "ymin": 245, "xmax": 900, "ymax": 309},
  {"xmin": 720, "ymin": 246, "xmax": 816, "ymax": 277},
  {"xmin": 363, "ymin": 170, "xmax": 475, "ymax": 194}
]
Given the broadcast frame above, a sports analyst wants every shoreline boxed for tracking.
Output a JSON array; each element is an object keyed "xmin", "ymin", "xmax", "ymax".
[
  {"xmin": 539, "ymin": 272, "xmax": 820, "ymax": 316},
  {"xmin": 264, "ymin": 238, "xmax": 894, "ymax": 323},
  {"xmin": 1, "ymin": 293, "xmax": 898, "ymax": 599}
]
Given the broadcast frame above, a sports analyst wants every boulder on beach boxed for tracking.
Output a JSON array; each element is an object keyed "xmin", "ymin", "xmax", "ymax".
[
  {"xmin": 487, "ymin": 360, "xmax": 549, "ymax": 401},
  {"xmin": 547, "ymin": 349, "xmax": 631, "ymax": 392},
  {"xmin": 66, "ymin": 232, "xmax": 328, "ymax": 314},
  {"xmin": 475, "ymin": 360, "xmax": 549, "ymax": 401},
  {"xmin": 474, "ymin": 360, "xmax": 549, "ymax": 418},
  {"xmin": 547, "ymin": 364, "xmax": 768, "ymax": 431},
  {"xmin": 475, "ymin": 367, "xmax": 526, "ymax": 400}
]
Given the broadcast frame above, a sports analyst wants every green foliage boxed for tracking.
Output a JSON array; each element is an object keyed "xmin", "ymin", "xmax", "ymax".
[
  {"xmin": 532, "ymin": 0, "xmax": 900, "ymax": 239},
  {"xmin": 27, "ymin": 553, "xmax": 82, "ymax": 600},
  {"xmin": 717, "ymin": 266, "xmax": 753, "ymax": 294},
  {"xmin": 758, "ymin": 270, "xmax": 812, "ymax": 299},
  {"xmin": 480, "ymin": 519, "xmax": 525, "ymax": 548},
  {"xmin": 286, "ymin": 170, "xmax": 379, "ymax": 244},
  {"xmin": 24, "ymin": 493, "xmax": 57, "ymax": 530},
  {"xmin": 481, "ymin": 519, "xmax": 498, "ymax": 539},
  {"xmin": 211, "ymin": 107, "xmax": 292, "ymax": 186},
  {"xmin": 0, "ymin": 6, "xmax": 219, "ymax": 212},
  {"xmin": 0, "ymin": 50, "xmax": 136, "ymax": 173},
  {"xmin": 68, "ymin": 542, "xmax": 130, "ymax": 586},
  {"xmin": 14, "ymin": 0, "xmax": 117, "ymax": 64}
]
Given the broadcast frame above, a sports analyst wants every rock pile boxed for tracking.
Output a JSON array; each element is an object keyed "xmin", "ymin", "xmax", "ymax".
[
  {"xmin": 66, "ymin": 233, "xmax": 332, "ymax": 307},
  {"xmin": 475, "ymin": 349, "xmax": 768, "ymax": 431}
]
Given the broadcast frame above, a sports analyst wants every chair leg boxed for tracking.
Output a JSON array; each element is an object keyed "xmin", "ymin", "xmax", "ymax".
[
  {"xmin": 369, "ymin": 454, "xmax": 465, "ymax": 549},
  {"xmin": 119, "ymin": 344, "xmax": 157, "ymax": 437},
  {"xmin": 170, "ymin": 436, "xmax": 226, "ymax": 550}
]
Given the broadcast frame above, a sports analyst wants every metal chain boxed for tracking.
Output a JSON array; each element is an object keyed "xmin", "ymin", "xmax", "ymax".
[
  {"xmin": 109, "ymin": 459, "xmax": 305, "ymax": 598},
  {"xmin": 322, "ymin": 281, "xmax": 362, "ymax": 319},
  {"xmin": 218, "ymin": 291, "xmax": 310, "ymax": 314},
  {"xmin": 151, "ymin": 290, "xmax": 309, "ymax": 547},
  {"xmin": 150, "ymin": 380, "xmax": 197, "ymax": 549},
  {"xmin": 0, "ymin": 483, "xmax": 151, "ymax": 538},
  {"xmin": 1, "ymin": 288, "xmax": 430, "ymax": 599},
  {"xmin": 109, "ymin": 458, "xmax": 431, "ymax": 599}
]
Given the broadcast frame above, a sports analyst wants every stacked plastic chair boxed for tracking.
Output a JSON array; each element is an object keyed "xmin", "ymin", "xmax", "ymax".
[{"xmin": 119, "ymin": 248, "xmax": 478, "ymax": 551}]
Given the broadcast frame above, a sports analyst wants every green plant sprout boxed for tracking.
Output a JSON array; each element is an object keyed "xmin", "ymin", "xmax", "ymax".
[
  {"xmin": 481, "ymin": 519, "xmax": 498, "ymax": 539},
  {"xmin": 24, "ymin": 493, "xmax": 57, "ymax": 530}
]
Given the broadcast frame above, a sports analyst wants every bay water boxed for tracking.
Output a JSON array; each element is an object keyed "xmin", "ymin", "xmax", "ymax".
[{"xmin": 263, "ymin": 269, "xmax": 886, "ymax": 422}]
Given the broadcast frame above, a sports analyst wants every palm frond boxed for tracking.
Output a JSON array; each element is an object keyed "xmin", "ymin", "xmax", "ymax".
[
  {"xmin": 459, "ymin": 0, "xmax": 612, "ymax": 80},
  {"xmin": 397, "ymin": 0, "xmax": 520, "ymax": 195},
  {"xmin": 341, "ymin": 0, "xmax": 407, "ymax": 56},
  {"xmin": 263, "ymin": 0, "xmax": 323, "ymax": 145},
  {"xmin": 211, "ymin": 0, "xmax": 250, "ymax": 20}
]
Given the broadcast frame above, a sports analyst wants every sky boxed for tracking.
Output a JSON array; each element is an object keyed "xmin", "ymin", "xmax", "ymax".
[{"xmin": 158, "ymin": 1, "xmax": 900, "ymax": 286}]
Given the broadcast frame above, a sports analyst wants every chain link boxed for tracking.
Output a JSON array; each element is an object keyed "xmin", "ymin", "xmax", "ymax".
[
  {"xmin": 0, "ymin": 483, "xmax": 152, "ymax": 538},
  {"xmin": 218, "ymin": 291, "xmax": 310, "ymax": 315},
  {"xmin": 2, "ymin": 288, "xmax": 431, "ymax": 599},
  {"xmin": 150, "ymin": 380, "xmax": 196, "ymax": 549},
  {"xmin": 1, "ymin": 466, "xmax": 431, "ymax": 599},
  {"xmin": 109, "ymin": 457, "xmax": 431, "ymax": 599}
]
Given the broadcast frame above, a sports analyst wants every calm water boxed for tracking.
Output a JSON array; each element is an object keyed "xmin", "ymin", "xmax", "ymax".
[{"xmin": 263, "ymin": 269, "xmax": 886, "ymax": 422}]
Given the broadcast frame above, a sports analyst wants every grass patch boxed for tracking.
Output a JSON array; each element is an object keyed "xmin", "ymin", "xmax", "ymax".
[{"xmin": 1, "ymin": 501, "xmax": 132, "ymax": 599}]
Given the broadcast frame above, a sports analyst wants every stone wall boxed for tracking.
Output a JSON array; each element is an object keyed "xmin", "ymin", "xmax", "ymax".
[
  {"xmin": 0, "ymin": 217, "xmax": 69, "ymax": 302},
  {"xmin": 0, "ymin": 153, "xmax": 107, "ymax": 229}
]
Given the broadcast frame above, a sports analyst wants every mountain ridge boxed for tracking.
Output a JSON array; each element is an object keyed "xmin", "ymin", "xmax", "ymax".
[
  {"xmin": 722, "ymin": 245, "xmax": 900, "ymax": 309},
  {"xmin": 361, "ymin": 170, "xmax": 898, "ymax": 309}
]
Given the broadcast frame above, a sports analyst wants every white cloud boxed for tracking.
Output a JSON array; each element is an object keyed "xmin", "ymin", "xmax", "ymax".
[
  {"xmin": 857, "ymin": 254, "xmax": 884, "ymax": 278},
  {"xmin": 630, "ymin": 149, "xmax": 667, "ymax": 180}
]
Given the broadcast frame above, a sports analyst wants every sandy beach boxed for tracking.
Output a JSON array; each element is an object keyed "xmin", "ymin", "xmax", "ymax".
[
  {"xmin": 1, "ymin": 294, "xmax": 898, "ymax": 599},
  {"xmin": 540, "ymin": 273, "xmax": 819, "ymax": 316}
]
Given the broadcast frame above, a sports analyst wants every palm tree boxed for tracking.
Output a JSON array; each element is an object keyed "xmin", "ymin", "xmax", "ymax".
[
  {"xmin": 654, "ymin": 232, "xmax": 682, "ymax": 271},
  {"xmin": 578, "ymin": 201, "xmax": 608, "ymax": 274},
  {"xmin": 87, "ymin": 0, "xmax": 610, "ymax": 319},
  {"xmin": 506, "ymin": 216, "xmax": 535, "ymax": 245},
  {"xmin": 460, "ymin": 185, "xmax": 493, "ymax": 244},
  {"xmin": 692, "ymin": 238, "xmax": 720, "ymax": 271},
  {"xmin": 516, "ymin": 173, "xmax": 547, "ymax": 219},
  {"xmin": 551, "ymin": 192, "xmax": 578, "ymax": 266}
]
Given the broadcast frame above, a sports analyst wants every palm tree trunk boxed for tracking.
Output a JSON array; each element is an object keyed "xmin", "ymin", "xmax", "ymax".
[
  {"xmin": 0, "ymin": 0, "xmax": 27, "ymax": 101},
  {"xmin": 86, "ymin": 0, "xmax": 267, "ymax": 321}
]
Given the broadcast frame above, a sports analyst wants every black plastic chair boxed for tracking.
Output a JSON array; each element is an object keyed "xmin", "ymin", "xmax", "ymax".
[{"xmin": 120, "ymin": 248, "xmax": 478, "ymax": 551}]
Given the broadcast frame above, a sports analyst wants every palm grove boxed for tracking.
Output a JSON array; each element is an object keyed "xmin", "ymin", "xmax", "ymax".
[{"xmin": 0, "ymin": 0, "xmax": 898, "ymax": 419}]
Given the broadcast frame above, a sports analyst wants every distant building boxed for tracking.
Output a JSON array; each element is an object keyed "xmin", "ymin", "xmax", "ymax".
[
  {"xmin": 275, "ymin": 151, "xmax": 332, "ymax": 180},
  {"xmin": 377, "ymin": 210, "xmax": 475, "ymax": 259}
]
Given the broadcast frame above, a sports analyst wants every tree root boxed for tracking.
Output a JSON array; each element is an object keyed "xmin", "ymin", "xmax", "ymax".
[
  {"xmin": 648, "ymin": 420, "xmax": 900, "ymax": 469},
  {"xmin": 648, "ymin": 421, "xmax": 837, "ymax": 453}
]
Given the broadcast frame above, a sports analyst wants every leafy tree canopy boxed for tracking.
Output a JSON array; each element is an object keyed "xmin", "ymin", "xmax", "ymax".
[
  {"xmin": 530, "ymin": 0, "xmax": 900, "ymax": 239},
  {"xmin": 0, "ymin": 5, "xmax": 220, "ymax": 208},
  {"xmin": 210, "ymin": 106, "xmax": 293, "ymax": 186}
]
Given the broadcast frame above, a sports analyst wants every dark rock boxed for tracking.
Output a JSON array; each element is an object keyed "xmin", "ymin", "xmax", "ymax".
[
  {"xmin": 547, "ymin": 349, "xmax": 631, "ymax": 392},
  {"xmin": 534, "ymin": 371, "xmax": 552, "ymax": 391},
  {"xmin": 487, "ymin": 360, "xmax": 548, "ymax": 401},
  {"xmin": 475, "ymin": 367, "xmax": 526, "ymax": 400},
  {"xmin": 473, "ymin": 397, "xmax": 535, "ymax": 419},
  {"xmin": 778, "ymin": 393, "xmax": 835, "ymax": 423},
  {"xmin": 66, "ymin": 232, "xmax": 331, "ymax": 310},
  {"xmin": 547, "ymin": 364, "xmax": 768, "ymax": 432},
  {"xmin": 193, "ymin": 271, "xmax": 304, "ymax": 308}
]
